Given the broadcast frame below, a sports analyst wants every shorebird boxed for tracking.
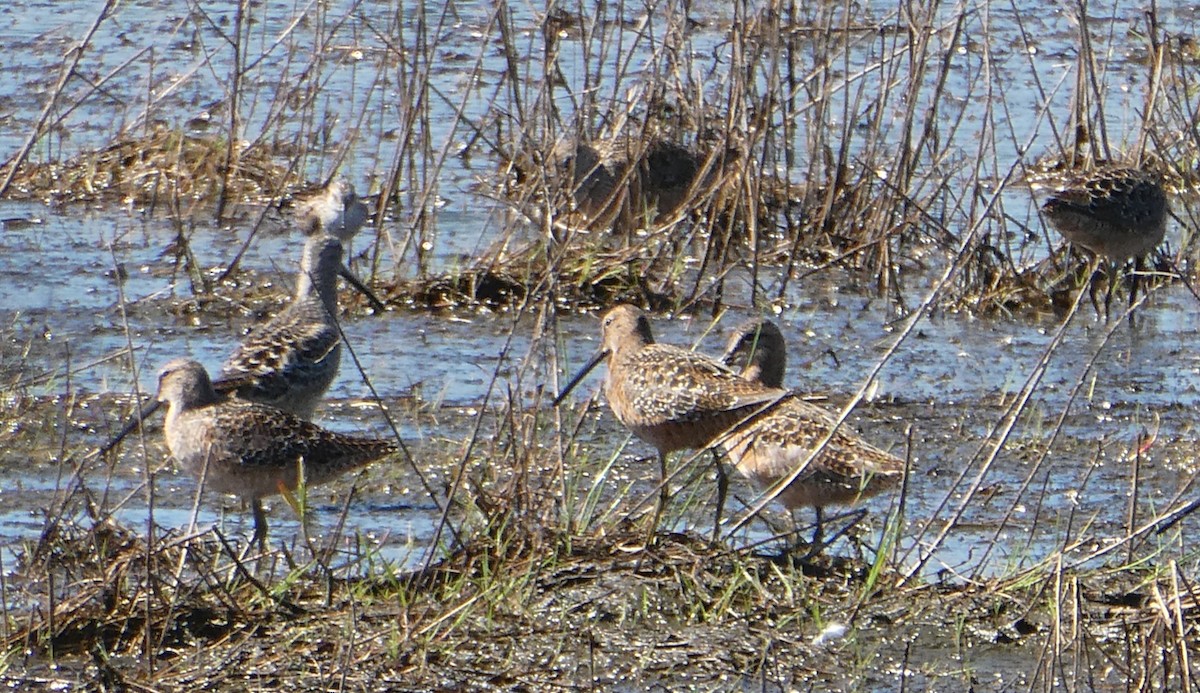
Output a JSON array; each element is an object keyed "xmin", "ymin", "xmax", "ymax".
[
  {"xmin": 553, "ymin": 304, "xmax": 787, "ymax": 536},
  {"xmin": 291, "ymin": 177, "xmax": 385, "ymax": 313},
  {"xmin": 217, "ymin": 234, "xmax": 355, "ymax": 418},
  {"xmin": 555, "ymin": 138, "xmax": 705, "ymax": 233},
  {"xmin": 99, "ymin": 233, "xmax": 381, "ymax": 455},
  {"xmin": 156, "ymin": 358, "xmax": 396, "ymax": 544},
  {"xmin": 719, "ymin": 318, "xmax": 904, "ymax": 548},
  {"xmin": 1041, "ymin": 166, "xmax": 1169, "ymax": 318},
  {"xmin": 293, "ymin": 177, "xmax": 369, "ymax": 242},
  {"xmin": 556, "ymin": 140, "xmax": 627, "ymax": 233}
]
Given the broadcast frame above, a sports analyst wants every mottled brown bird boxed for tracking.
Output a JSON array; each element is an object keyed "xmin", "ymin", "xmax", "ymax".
[
  {"xmin": 100, "ymin": 233, "xmax": 381, "ymax": 456},
  {"xmin": 217, "ymin": 234, "xmax": 352, "ymax": 419},
  {"xmin": 1042, "ymin": 166, "xmax": 1169, "ymax": 317},
  {"xmin": 157, "ymin": 358, "xmax": 396, "ymax": 544},
  {"xmin": 554, "ymin": 305, "xmax": 787, "ymax": 535},
  {"xmin": 720, "ymin": 318, "xmax": 904, "ymax": 546}
]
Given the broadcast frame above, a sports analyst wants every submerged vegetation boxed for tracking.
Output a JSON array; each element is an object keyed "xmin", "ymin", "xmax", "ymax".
[{"xmin": 2, "ymin": 0, "xmax": 1200, "ymax": 689}]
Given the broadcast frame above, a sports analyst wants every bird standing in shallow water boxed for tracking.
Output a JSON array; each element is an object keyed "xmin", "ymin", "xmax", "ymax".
[
  {"xmin": 100, "ymin": 233, "xmax": 381, "ymax": 455},
  {"xmin": 554, "ymin": 305, "xmax": 787, "ymax": 538},
  {"xmin": 291, "ymin": 177, "xmax": 385, "ymax": 313},
  {"xmin": 1041, "ymin": 166, "xmax": 1168, "ymax": 318},
  {"xmin": 719, "ymin": 318, "xmax": 904, "ymax": 550},
  {"xmin": 218, "ymin": 234, "xmax": 353, "ymax": 419},
  {"xmin": 156, "ymin": 358, "xmax": 396, "ymax": 545}
]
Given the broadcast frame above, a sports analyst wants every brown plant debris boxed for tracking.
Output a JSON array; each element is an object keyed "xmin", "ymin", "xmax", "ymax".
[{"xmin": 1, "ymin": 126, "xmax": 291, "ymax": 205}]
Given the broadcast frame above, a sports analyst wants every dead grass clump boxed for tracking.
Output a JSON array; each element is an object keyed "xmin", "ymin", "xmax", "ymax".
[
  {"xmin": 7, "ymin": 518, "xmax": 254, "ymax": 662},
  {"xmin": 377, "ymin": 230, "xmax": 684, "ymax": 312},
  {"xmin": 465, "ymin": 0, "xmax": 978, "ymax": 315},
  {"xmin": 2, "ymin": 505, "xmax": 895, "ymax": 689},
  {"xmin": 0, "ymin": 126, "xmax": 290, "ymax": 206},
  {"xmin": 480, "ymin": 118, "xmax": 855, "ymax": 314}
]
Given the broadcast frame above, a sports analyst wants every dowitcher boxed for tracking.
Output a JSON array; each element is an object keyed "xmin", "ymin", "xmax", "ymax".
[
  {"xmin": 557, "ymin": 140, "xmax": 626, "ymax": 231},
  {"xmin": 555, "ymin": 138, "xmax": 706, "ymax": 233},
  {"xmin": 719, "ymin": 318, "xmax": 904, "ymax": 547},
  {"xmin": 293, "ymin": 177, "xmax": 369, "ymax": 242},
  {"xmin": 217, "ymin": 233, "xmax": 356, "ymax": 419},
  {"xmin": 553, "ymin": 304, "xmax": 787, "ymax": 535},
  {"xmin": 156, "ymin": 358, "xmax": 396, "ymax": 544},
  {"xmin": 99, "ymin": 233, "xmax": 380, "ymax": 455},
  {"xmin": 1041, "ymin": 166, "xmax": 1169, "ymax": 316}
]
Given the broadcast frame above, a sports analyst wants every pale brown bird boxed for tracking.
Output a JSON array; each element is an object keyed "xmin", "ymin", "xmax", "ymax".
[
  {"xmin": 554, "ymin": 305, "xmax": 787, "ymax": 537},
  {"xmin": 156, "ymin": 358, "xmax": 396, "ymax": 544},
  {"xmin": 720, "ymin": 318, "xmax": 904, "ymax": 547}
]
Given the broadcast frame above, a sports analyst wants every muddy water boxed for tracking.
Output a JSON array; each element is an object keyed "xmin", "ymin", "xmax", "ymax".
[{"xmin": 1, "ymin": 0, "xmax": 1199, "ymax": 627}]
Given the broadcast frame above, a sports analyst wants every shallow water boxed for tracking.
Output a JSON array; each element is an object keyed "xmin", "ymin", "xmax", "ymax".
[{"xmin": 3, "ymin": 1, "xmax": 1200, "ymax": 685}]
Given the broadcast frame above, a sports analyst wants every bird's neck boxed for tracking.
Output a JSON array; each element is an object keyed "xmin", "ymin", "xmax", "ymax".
[{"xmin": 296, "ymin": 266, "xmax": 339, "ymax": 316}]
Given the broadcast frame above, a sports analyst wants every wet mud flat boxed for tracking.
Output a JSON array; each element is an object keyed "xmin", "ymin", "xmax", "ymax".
[{"xmin": 0, "ymin": 375, "xmax": 1195, "ymax": 690}]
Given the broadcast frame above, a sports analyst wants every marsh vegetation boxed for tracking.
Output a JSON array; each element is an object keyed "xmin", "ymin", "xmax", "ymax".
[{"xmin": 2, "ymin": 0, "xmax": 1200, "ymax": 689}]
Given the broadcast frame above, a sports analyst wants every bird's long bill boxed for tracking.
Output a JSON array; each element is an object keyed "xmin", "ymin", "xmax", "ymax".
[
  {"xmin": 338, "ymin": 265, "xmax": 387, "ymax": 313},
  {"xmin": 97, "ymin": 399, "xmax": 163, "ymax": 456},
  {"xmin": 551, "ymin": 348, "xmax": 609, "ymax": 407}
]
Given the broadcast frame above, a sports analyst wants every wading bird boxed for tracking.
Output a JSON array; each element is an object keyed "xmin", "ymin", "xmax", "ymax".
[{"xmin": 156, "ymin": 358, "xmax": 396, "ymax": 545}]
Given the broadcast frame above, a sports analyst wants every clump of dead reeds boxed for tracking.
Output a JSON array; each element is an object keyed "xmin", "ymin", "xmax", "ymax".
[{"xmin": 0, "ymin": 126, "xmax": 290, "ymax": 208}]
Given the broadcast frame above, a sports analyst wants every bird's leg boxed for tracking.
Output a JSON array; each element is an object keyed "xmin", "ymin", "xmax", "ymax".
[
  {"xmin": 1099, "ymin": 262, "xmax": 1118, "ymax": 321},
  {"xmin": 1086, "ymin": 280, "xmax": 1101, "ymax": 320},
  {"xmin": 646, "ymin": 452, "xmax": 669, "ymax": 544},
  {"xmin": 804, "ymin": 506, "xmax": 869, "ymax": 561},
  {"xmin": 1103, "ymin": 259, "xmax": 1120, "ymax": 323},
  {"xmin": 1128, "ymin": 256, "xmax": 1146, "ymax": 326},
  {"xmin": 790, "ymin": 506, "xmax": 828, "ymax": 561},
  {"xmin": 1083, "ymin": 258, "xmax": 1104, "ymax": 320},
  {"xmin": 252, "ymin": 498, "xmax": 270, "ymax": 551},
  {"xmin": 711, "ymin": 449, "xmax": 727, "ymax": 543},
  {"xmin": 785, "ymin": 507, "xmax": 829, "ymax": 561}
]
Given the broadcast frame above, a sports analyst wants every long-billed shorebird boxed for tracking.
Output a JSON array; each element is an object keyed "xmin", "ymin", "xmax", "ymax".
[
  {"xmin": 719, "ymin": 318, "xmax": 904, "ymax": 548},
  {"xmin": 217, "ymin": 234, "xmax": 354, "ymax": 419},
  {"xmin": 99, "ymin": 233, "xmax": 381, "ymax": 455},
  {"xmin": 291, "ymin": 178, "xmax": 385, "ymax": 313},
  {"xmin": 1041, "ymin": 166, "xmax": 1169, "ymax": 317},
  {"xmin": 555, "ymin": 138, "xmax": 705, "ymax": 233},
  {"xmin": 553, "ymin": 304, "xmax": 787, "ymax": 537},
  {"xmin": 156, "ymin": 358, "xmax": 396, "ymax": 544}
]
